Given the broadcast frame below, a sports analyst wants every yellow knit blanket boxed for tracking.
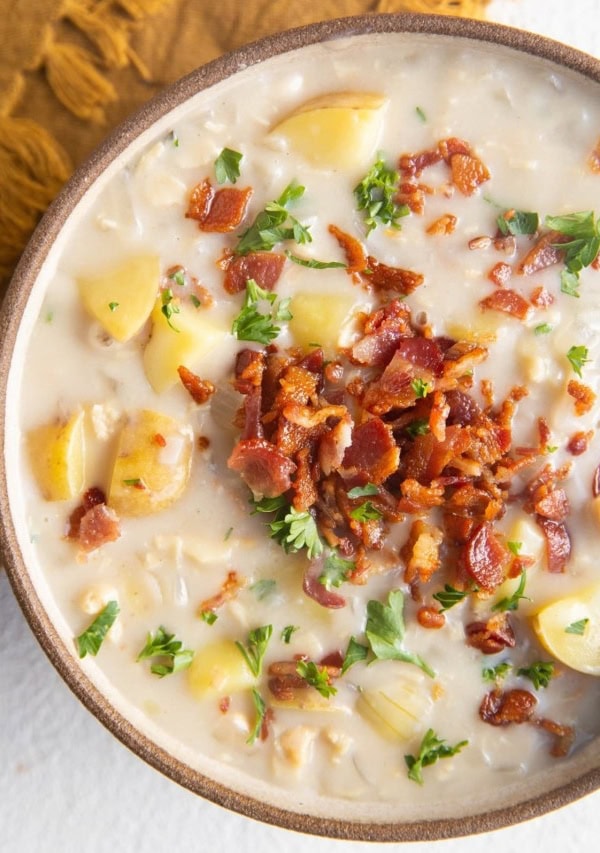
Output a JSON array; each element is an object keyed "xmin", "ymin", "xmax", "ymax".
[{"xmin": 0, "ymin": 0, "xmax": 489, "ymax": 295}]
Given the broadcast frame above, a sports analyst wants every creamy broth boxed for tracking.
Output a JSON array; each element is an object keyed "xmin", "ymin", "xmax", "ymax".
[{"xmin": 11, "ymin": 33, "xmax": 600, "ymax": 821}]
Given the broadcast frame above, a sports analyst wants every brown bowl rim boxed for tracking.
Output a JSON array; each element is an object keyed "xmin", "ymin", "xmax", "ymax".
[{"xmin": 2, "ymin": 11, "xmax": 600, "ymax": 843}]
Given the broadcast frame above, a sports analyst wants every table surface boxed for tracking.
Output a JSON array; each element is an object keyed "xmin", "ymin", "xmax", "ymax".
[{"xmin": 2, "ymin": 2, "xmax": 600, "ymax": 851}]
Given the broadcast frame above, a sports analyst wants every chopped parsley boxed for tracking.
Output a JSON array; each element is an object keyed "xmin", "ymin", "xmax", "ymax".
[
  {"xmin": 235, "ymin": 625, "xmax": 273, "ymax": 678},
  {"xmin": 404, "ymin": 729, "xmax": 468, "ymax": 785},
  {"xmin": 296, "ymin": 660, "xmax": 337, "ymax": 698},
  {"xmin": 224, "ymin": 526, "xmax": 234, "ymax": 541},
  {"xmin": 341, "ymin": 636, "xmax": 369, "ymax": 674},
  {"xmin": 366, "ymin": 590, "xmax": 435, "ymax": 677},
  {"xmin": 354, "ymin": 155, "xmax": 409, "ymax": 234},
  {"xmin": 347, "ymin": 483, "xmax": 378, "ymax": 499},
  {"xmin": 235, "ymin": 181, "xmax": 311, "ymax": 255},
  {"xmin": 406, "ymin": 418, "xmax": 430, "ymax": 438},
  {"xmin": 137, "ymin": 626, "xmax": 194, "ymax": 677},
  {"xmin": 161, "ymin": 288, "xmax": 180, "ymax": 331},
  {"xmin": 565, "ymin": 618, "xmax": 589, "ymax": 636},
  {"xmin": 432, "ymin": 584, "xmax": 473, "ymax": 613},
  {"xmin": 280, "ymin": 625, "xmax": 299, "ymax": 644},
  {"xmin": 496, "ymin": 209, "xmax": 539, "ymax": 236},
  {"xmin": 247, "ymin": 688, "xmax": 267, "ymax": 745},
  {"xmin": 76, "ymin": 601, "xmax": 119, "ymax": 658},
  {"xmin": 285, "ymin": 251, "xmax": 345, "ymax": 269},
  {"xmin": 492, "ymin": 571, "xmax": 529, "ymax": 613},
  {"xmin": 566, "ymin": 344, "xmax": 590, "ymax": 378},
  {"xmin": 507, "ymin": 540, "xmax": 522, "ymax": 555},
  {"xmin": 190, "ymin": 294, "xmax": 202, "ymax": 309},
  {"xmin": 415, "ymin": 106, "xmax": 427, "ymax": 123},
  {"xmin": 546, "ymin": 210, "xmax": 600, "ymax": 295},
  {"xmin": 251, "ymin": 496, "xmax": 323, "ymax": 560},
  {"xmin": 169, "ymin": 268, "xmax": 186, "ymax": 287},
  {"xmin": 318, "ymin": 552, "xmax": 355, "ymax": 590},
  {"xmin": 214, "ymin": 147, "xmax": 243, "ymax": 184},
  {"xmin": 231, "ymin": 279, "xmax": 292, "ymax": 344},
  {"xmin": 411, "ymin": 378, "xmax": 430, "ymax": 399},
  {"xmin": 349, "ymin": 500, "xmax": 383, "ymax": 522},
  {"xmin": 534, "ymin": 323, "xmax": 553, "ymax": 335},
  {"xmin": 108, "ymin": 301, "xmax": 119, "ymax": 312},
  {"xmin": 560, "ymin": 270, "xmax": 581, "ymax": 298},
  {"xmin": 482, "ymin": 661, "xmax": 512, "ymax": 683},
  {"xmin": 200, "ymin": 611, "xmax": 218, "ymax": 625},
  {"xmin": 123, "ymin": 477, "xmax": 145, "ymax": 488},
  {"xmin": 517, "ymin": 661, "xmax": 555, "ymax": 690},
  {"xmin": 250, "ymin": 579, "xmax": 276, "ymax": 600}
]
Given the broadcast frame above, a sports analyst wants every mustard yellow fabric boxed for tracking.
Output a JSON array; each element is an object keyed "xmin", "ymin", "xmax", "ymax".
[{"xmin": 0, "ymin": 0, "xmax": 489, "ymax": 295}]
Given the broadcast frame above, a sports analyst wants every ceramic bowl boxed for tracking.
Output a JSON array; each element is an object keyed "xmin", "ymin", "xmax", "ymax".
[{"xmin": 2, "ymin": 13, "xmax": 600, "ymax": 842}]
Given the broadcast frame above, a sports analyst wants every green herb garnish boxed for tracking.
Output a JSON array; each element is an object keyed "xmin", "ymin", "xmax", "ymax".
[
  {"xmin": 235, "ymin": 181, "xmax": 311, "ymax": 255},
  {"xmin": 231, "ymin": 279, "xmax": 292, "ymax": 344},
  {"xmin": 250, "ymin": 579, "xmax": 276, "ymax": 600},
  {"xmin": 224, "ymin": 526, "xmax": 234, "ymax": 541},
  {"xmin": 497, "ymin": 209, "xmax": 539, "ymax": 236},
  {"xmin": 169, "ymin": 268, "xmax": 186, "ymax": 287},
  {"xmin": 566, "ymin": 344, "xmax": 590, "ymax": 378},
  {"xmin": 247, "ymin": 688, "xmax": 267, "ymax": 745},
  {"xmin": 215, "ymin": 147, "xmax": 243, "ymax": 184},
  {"xmin": 366, "ymin": 590, "xmax": 435, "ymax": 677},
  {"xmin": 546, "ymin": 210, "xmax": 600, "ymax": 294},
  {"xmin": 411, "ymin": 378, "xmax": 430, "ymax": 399},
  {"xmin": 318, "ymin": 552, "xmax": 355, "ymax": 590},
  {"xmin": 200, "ymin": 610, "xmax": 218, "ymax": 625},
  {"xmin": 235, "ymin": 625, "xmax": 273, "ymax": 678},
  {"xmin": 517, "ymin": 661, "xmax": 555, "ymax": 689},
  {"xmin": 341, "ymin": 636, "xmax": 369, "ymax": 674},
  {"xmin": 349, "ymin": 501, "xmax": 383, "ymax": 522},
  {"xmin": 281, "ymin": 625, "xmax": 299, "ymax": 644},
  {"xmin": 190, "ymin": 294, "xmax": 202, "ymax": 309},
  {"xmin": 534, "ymin": 323, "xmax": 553, "ymax": 335},
  {"xmin": 565, "ymin": 618, "xmax": 589, "ymax": 636},
  {"xmin": 492, "ymin": 571, "xmax": 529, "ymax": 613},
  {"xmin": 285, "ymin": 251, "xmax": 345, "ymax": 269},
  {"xmin": 432, "ymin": 584, "xmax": 472, "ymax": 613},
  {"xmin": 108, "ymin": 301, "xmax": 119, "ymax": 312},
  {"xmin": 406, "ymin": 418, "xmax": 430, "ymax": 438},
  {"xmin": 354, "ymin": 155, "xmax": 409, "ymax": 234},
  {"xmin": 296, "ymin": 660, "xmax": 337, "ymax": 698},
  {"xmin": 137, "ymin": 626, "xmax": 194, "ymax": 677},
  {"xmin": 404, "ymin": 729, "xmax": 468, "ymax": 785},
  {"xmin": 161, "ymin": 288, "xmax": 180, "ymax": 331},
  {"xmin": 415, "ymin": 106, "xmax": 427, "ymax": 122},
  {"xmin": 482, "ymin": 661, "xmax": 512, "ymax": 683},
  {"xmin": 251, "ymin": 495, "xmax": 323, "ymax": 559},
  {"xmin": 347, "ymin": 483, "xmax": 378, "ymax": 499},
  {"xmin": 76, "ymin": 601, "xmax": 119, "ymax": 658},
  {"xmin": 507, "ymin": 541, "xmax": 522, "ymax": 556}
]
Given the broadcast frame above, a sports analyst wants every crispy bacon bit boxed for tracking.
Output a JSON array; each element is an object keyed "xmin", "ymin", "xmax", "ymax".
[
  {"xmin": 399, "ymin": 148, "xmax": 442, "ymax": 177},
  {"xmin": 588, "ymin": 137, "xmax": 600, "ymax": 173},
  {"xmin": 219, "ymin": 696, "xmax": 231, "ymax": 714},
  {"xmin": 350, "ymin": 299, "xmax": 414, "ymax": 367},
  {"xmin": 446, "ymin": 389, "xmax": 481, "ymax": 426},
  {"xmin": 449, "ymin": 152, "xmax": 490, "ymax": 195},
  {"xmin": 197, "ymin": 436, "xmax": 210, "ymax": 450},
  {"xmin": 567, "ymin": 379, "xmax": 596, "ymax": 416},
  {"xmin": 198, "ymin": 570, "xmax": 245, "ymax": 617},
  {"xmin": 363, "ymin": 256, "xmax": 424, "ymax": 295},
  {"xmin": 227, "ymin": 437, "xmax": 296, "ymax": 497},
  {"xmin": 493, "ymin": 235, "xmax": 517, "ymax": 255},
  {"xmin": 328, "ymin": 223, "xmax": 367, "ymax": 273},
  {"xmin": 292, "ymin": 446, "xmax": 318, "ymax": 511},
  {"xmin": 536, "ymin": 717, "xmax": 575, "ymax": 758},
  {"xmin": 479, "ymin": 689, "xmax": 537, "ymax": 726},
  {"xmin": 567, "ymin": 430, "xmax": 592, "ymax": 456},
  {"xmin": 530, "ymin": 285, "xmax": 554, "ymax": 308},
  {"xmin": 397, "ymin": 180, "xmax": 431, "ymax": 215},
  {"xmin": 268, "ymin": 658, "xmax": 341, "ymax": 700},
  {"xmin": 469, "ymin": 236, "xmax": 492, "ymax": 250},
  {"xmin": 186, "ymin": 178, "xmax": 252, "ymax": 232},
  {"xmin": 480, "ymin": 288, "xmax": 531, "ymax": 320},
  {"xmin": 593, "ymin": 464, "xmax": 600, "ymax": 498},
  {"xmin": 517, "ymin": 231, "xmax": 568, "ymax": 275},
  {"xmin": 488, "ymin": 262, "xmax": 512, "ymax": 287},
  {"xmin": 417, "ymin": 606, "xmax": 445, "ymax": 629},
  {"xmin": 342, "ymin": 418, "xmax": 399, "ymax": 484},
  {"xmin": 67, "ymin": 487, "xmax": 107, "ymax": 540},
  {"xmin": 466, "ymin": 612, "xmax": 516, "ymax": 654},
  {"xmin": 303, "ymin": 558, "xmax": 346, "ymax": 609},
  {"xmin": 153, "ymin": 432, "xmax": 167, "ymax": 447},
  {"xmin": 222, "ymin": 251, "xmax": 285, "ymax": 294},
  {"xmin": 534, "ymin": 488, "xmax": 570, "ymax": 522},
  {"xmin": 401, "ymin": 519, "xmax": 443, "ymax": 585},
  {"xmin": 318, "ymin": 411, "xmax": 353, "ymax": 476},
  {"xmin": 177, "ymin": 365, "xmax": 216, "ymax": 404},
  {"xmin": 398, "ymin": 478, "xmax": 445, "ymax": 513},
  {"xmin": 461, "ymin": 522, "xmax": 507, "ymax": 592},
  {"xmin": 426, "ymin": 213, "xmax": 457, "ymax": 235},
  {"xmin": 78, "ymin": 504, "xmax": 121, "ymax": 553},
  {"xmin": 536, "ymin": 516, "xmax": 571, "ymax": 573}
]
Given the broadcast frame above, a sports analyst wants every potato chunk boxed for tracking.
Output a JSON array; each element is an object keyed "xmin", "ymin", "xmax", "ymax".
[
  {"xmin": 143, "ymin": 298, "xmax": 228, "ymax": 393},
  {"xmin": 78, "ymin": 255, "xmax": 159, "ymax": 342},
  {"xmin": 27, "ymin": 409, "xmax": 86, "ymax": 501},
  {"xmin": 270, "ymin": 92, "xmax": 386, "ymax": 169},
  {"xmin": 108, "ymin": 409, "xmax": 193, "ymax": 516},
  {"xmin": 187, "ymin": 640, "xmax": 254, "ymax": 697},
  {"xmin": 533, "ymin": 583, "xmax": 600, "ymax": 675},
  {"xmin": 289, "ymin": 291, "xmax": 358, "ymax": 355}
]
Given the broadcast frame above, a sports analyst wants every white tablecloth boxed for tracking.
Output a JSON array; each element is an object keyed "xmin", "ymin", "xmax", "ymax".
[{"xmin": 2, "ymin": 2, "xmax": 600, "ymax": 850}]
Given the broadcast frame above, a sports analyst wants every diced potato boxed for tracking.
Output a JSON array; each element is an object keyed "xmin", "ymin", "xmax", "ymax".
[
  {"xmin": 289, "ymin": 291, "xmax": 359, "ymax": 355},
  {"xmin": 108, "ymin": 409, "xmax": 193, "ymax": 516},
  {"xmin": 78, "ymin": 255, "xmax": 160, "ymax": 342},
  {"xmin": 446, "ymin": 313, "xmax": 501, "ymax": 344},
  {"xmin": 187, "ymin": 640, "xmax": 255, "ymax": 697},
  {"xmin": 506, "ymin": 515, "xmax": 545, "ymax": 565},
  {"xmin": 357, "ymin": 674, "xmax": 433, "ymax": 741},
  {"xmin": 270, "ymin": 92, "xmax": 387, "ymax": 169},
  {"xmin": 532, "ymin": 582, "xmax": 600, "ymax": 675},
  {"xmin": 276, "ymin": 725, "xmax": 317, "ymax": 768},
  {"xmin": 143, "ymin": 298, "xmax": 229, "ymax": 393},
  {"xmin": 27, "ymin": 409, "xmax": 86, "ymax": 501}
]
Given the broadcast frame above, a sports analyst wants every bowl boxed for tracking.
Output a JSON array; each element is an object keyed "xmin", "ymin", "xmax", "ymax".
[{"xmin": 2, "ymin": 12, "xmax": 600, "ymax": 842}]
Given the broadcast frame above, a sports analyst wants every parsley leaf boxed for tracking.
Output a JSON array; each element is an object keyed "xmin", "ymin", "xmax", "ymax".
[
  {"xmin": 534, "ymin": 323, "xmax": 553, "ymax": 335},
  {"xmin": 354, "ymin": 155, "xmax": 409, "ymax": 234},
  {"xmin": 215, "ymin": 147, "xmax": 242, "ymax": 184},
  {"xmin": 366, "ymin": 590, "xmax": 435, "ymax": 677},
  {"xmin": 108, "ymin": 301, "xmax": 119, "ymax": 312},
  {"xmin": 432, "ymin": 584, "xmax": 473, "ymax": 613},
  {"xmin": 76, "ymin": 601, "xmax": 119, "ymax": 658},
  {"xmin": 247, "ymin": 688, "xmax": 267, "ymax": 745},
  {"xmin": 137, "ymin": 626, "xmax": 194, "ymax": 677},
  {"xmin": 497, "ymin": 209, "xmax": 539, "ymax": 236},
  {"xmin": 235, "ymin": 181, "xmax": 311, "ymax": 255},
  {"xmin": 507, "ymin": 540, "xmax": 522, "ymax": 556},
  {"xmin": 565, "ymin": 618, "xmax": 589, "ymax": 635},
  {"xmin": 482, "ymin": 661, "xmax": 512, "ymax": 683},
  {"xmin": 318, "ymin": 552, "xmax": 354, "ymax": 590},
  {"xmin": 296, "ymin": 660, "xmax": 337, "ymax": 698},
  {"xmin": 200, "ymin": 611, "xmax": 217, "ymax": 625},
  {"xmin": 169, "ymin": 268, "xmax": 186, "ymax": 287},
  {"xmin": 231, "ymin": 279, "xmax": 292, "ymax": 344},
  {"xmin": 406, "ymin": 418, "xmax": 430, "ymax": 438},
  {"xmin": 411, "ymin": 378, "xmax": 430, "ymax": 399},
  {"xmin": 161, "ymin": 288, "xmax": 180, "ymax": 332},
  {"xmin": 566, "ymin": 344, "xmax": 590, "ymax": 378},
  {"xmin": 250, "ymin": 495, "xmax": 323, "ymax": 559},
  {"xmin": 415, "ymin": 106, "xmax": 427, "ymax": 123},
  {"xmin": 250, "ymin": 579, "xmax": 276, "ymax": 600},
  {"xmin": 349, "ymin": 500, "xmax": 383, "ymax": 522},
  {"xmin": 285, "ymin": 251, "xmax": 345, "ymax": 269},
  {"xmin": 341, "ymin": 636, "xmax": 369, "ymax": 674},
  {"xmin": 546, "ymin": 211, "xmax": 600, "ymax": 293},
  {"xmin": 281, "ymin": 625, "xmax": 299, "ymax": 644},
  {"xmin": 404, "ymin": 728, "xmax": 468, "ymax": 785},
  {"xmin": 235, "ymin": 625, "xmax": 273, "ymax": 678},
  {"xmin": 347, "ymin": 483, "xmax": 378, "ymax": 499},
  {"xmin": 517, "ymin": 660, "xmax": 555, "ymax": 689},
  {"xmin": 492, "ymin": 571, "xmax": 529, "ymax": 613}
]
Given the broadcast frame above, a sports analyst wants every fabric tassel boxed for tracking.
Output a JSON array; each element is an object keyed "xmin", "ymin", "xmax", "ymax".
[
  {"xmin": 112, "ymin": 0, "xmax": 175, "ymax": 20},
  {"xmin": 60, "ymin": 0, "xmax": 135, "ymax": 69},
  {"xmin": 0, "ymin": 116, "xmax": 71, "ymax": 282},
  {"xmin": 42, "ymin": 32, "xmax": 118, "ymax": 122},
  {"xmin": 377, "ymin": 0, "xmax": 489, "ymax": 14}
]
